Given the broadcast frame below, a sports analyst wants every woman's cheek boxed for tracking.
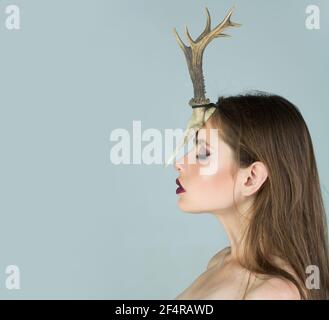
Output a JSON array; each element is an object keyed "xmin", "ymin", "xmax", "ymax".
[{"xmin": 199, "ymin": 170, "xmax": 235, "ymax": 209}]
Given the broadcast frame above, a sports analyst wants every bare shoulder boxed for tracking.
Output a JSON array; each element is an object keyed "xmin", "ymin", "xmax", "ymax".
[
  {"xmin": 206, "ymin": 246, "xmax": 231, "ymax": 270},
  {"xmin": 245, "ymin": 277, "xmax": 301, "ymax": 300}
]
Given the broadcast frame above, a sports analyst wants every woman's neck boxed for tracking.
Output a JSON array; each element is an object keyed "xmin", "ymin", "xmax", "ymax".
[{"xmin": 212, "ymin": 203, "xmax": 252, "ymax": 262}]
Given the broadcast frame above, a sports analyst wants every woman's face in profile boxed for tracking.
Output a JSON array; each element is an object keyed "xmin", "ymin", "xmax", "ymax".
[{"xmin": 174, "ymin": 120, "xmax": 239, "ymax": 213}]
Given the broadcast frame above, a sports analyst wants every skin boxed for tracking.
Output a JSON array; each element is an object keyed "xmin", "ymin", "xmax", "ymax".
[{"xmin": 174, "ymin": 120, "xmax": 301, "ymax": 300}]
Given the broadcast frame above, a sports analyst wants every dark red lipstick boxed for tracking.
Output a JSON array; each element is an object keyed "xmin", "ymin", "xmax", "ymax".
[{"xmin": 176, "ymin": 178, "xmax": 186, "ymax": 194}]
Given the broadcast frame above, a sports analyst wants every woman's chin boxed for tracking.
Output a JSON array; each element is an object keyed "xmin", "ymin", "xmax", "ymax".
[{"xmin": 177, "ymin": 199, "xmax": 205, "ymax": 213}]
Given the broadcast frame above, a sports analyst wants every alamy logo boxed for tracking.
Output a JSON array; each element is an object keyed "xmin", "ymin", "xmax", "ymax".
[
  {"xmin": 109, "ymin": 121, "xmax": 220, "ymax": 175},
  {"xmin": 305, "ymin": 265, "xmax": 320, "ymax": 290},
  {"xmin": 1, "ymin": 4, "xmax": 20, "ymax": 30},
  {"xmin": 305, "ymin": 5, "xmax": 320, "ymax": 30},
  {"xmin": 1, "ymin": 265, "xmax": 20, "ymax": 290}
]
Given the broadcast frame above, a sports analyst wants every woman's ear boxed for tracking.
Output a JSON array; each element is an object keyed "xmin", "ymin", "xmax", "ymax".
[{"xmin": 242, "ymin": 161, "xmax": 268, "ymax": 196}]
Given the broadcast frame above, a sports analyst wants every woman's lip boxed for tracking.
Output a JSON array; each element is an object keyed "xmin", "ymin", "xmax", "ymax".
[{"xmin": 176, "ymin": 178, "xmax": 186, "ymax": 194}]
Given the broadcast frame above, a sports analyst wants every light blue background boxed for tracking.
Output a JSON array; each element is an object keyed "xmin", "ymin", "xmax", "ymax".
[{"xmin": 0, "ymin": 0, "xmax": 328, "ymax": 299}]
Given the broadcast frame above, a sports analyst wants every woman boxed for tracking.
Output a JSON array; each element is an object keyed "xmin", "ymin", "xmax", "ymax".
[{"xmin": 174, "ymin": 91, "xmax": 329, "ymax": 300}]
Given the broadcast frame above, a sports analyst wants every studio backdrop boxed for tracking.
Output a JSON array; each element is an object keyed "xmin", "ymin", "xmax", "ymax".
[{"xmin": 0, "ymin": 0, "xmax": 328, "ymax": 299}]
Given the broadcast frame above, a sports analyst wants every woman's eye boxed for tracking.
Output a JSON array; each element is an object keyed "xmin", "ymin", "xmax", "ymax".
[{"xmin": 196, "ymin": 150, "xmax": 210, "ymax": 160}]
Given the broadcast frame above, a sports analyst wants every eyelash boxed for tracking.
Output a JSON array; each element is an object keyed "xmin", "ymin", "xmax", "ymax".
[{"xmin": 196, "ymin": 150, "xmax": 210, "ymax": 160}]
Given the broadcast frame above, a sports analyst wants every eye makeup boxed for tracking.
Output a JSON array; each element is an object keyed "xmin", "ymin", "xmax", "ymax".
[{"xmin": 196, "ymin": 145, "xmax": 211, "ymax": 160}]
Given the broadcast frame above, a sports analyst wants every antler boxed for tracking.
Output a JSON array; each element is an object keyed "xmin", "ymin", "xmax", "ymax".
[
  {"xmin": 164, "ymin": 6, "xmax": 241, "ymax": 167},
  {"xmin": 173, "ymin": 6, "xmax": 241, "ymax": 106}
]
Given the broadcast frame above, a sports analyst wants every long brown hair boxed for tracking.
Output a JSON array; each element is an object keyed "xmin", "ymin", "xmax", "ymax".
[{"xmin": 209, "ymin": 91, "xmax": 329, "ymax": 299}]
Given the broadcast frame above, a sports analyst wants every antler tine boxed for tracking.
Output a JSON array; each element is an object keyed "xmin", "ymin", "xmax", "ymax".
[
  {"xmin": 184, "ymin": 7, "xmax": 212, "ymax": 48},
  {"xmin": 184, "ymin": 25, "xmax": 196, "ymax": 48},
  {"xmin": 193, "ymin": 6, "xmax": 241, "ymax": 47},
  {"xmin": 195, "ymin": 7, "xmax": 211, "ymax": 43},
  {"xmin": 174, "ymin": 6, "xmax": 241, "ymax": 51},
  {"xmin": 208, "ymin": 6, "xmax": 241, "ymax": 40},
  {"xmin": 173, "ymin": 27, "xmax": 188, "ymax": 53}
]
